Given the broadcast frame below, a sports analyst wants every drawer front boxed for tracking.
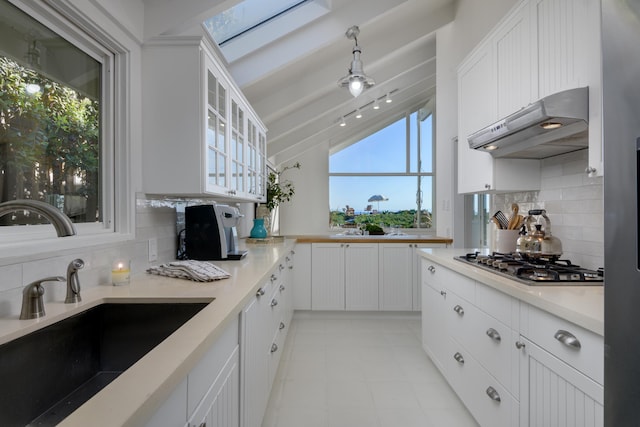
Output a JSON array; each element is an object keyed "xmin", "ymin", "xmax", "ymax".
[
  {"xmin": 445, "ymin": 338, "xmax": 519, "ymax": 427},
  {"xmin": 522, "ymin": 304, "xmax": 603, "ymax": 384},
  {"xmin": 475, "ymin": 282, "xmax": 518, "ymax": 328},
  {"xmin": 422, "ymin": 260, "xmax": 475, "ymax": 302},
  {"xmin": 447, "ymin": 292, "xmax": 517, "ymax": 397}
]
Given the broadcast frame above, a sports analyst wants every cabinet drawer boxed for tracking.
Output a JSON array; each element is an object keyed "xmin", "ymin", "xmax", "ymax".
[
  {"xmin": 521, "ymin": 304, "xmax": 603, "ymax": 384},
  {"xmin": 445, "ymin": 338, "xmax": 519, "ymax": 427},
  {"xmin": 422, "ymin": 260, "xmax": 475, "ymax": 302},
  {"xmin": 475, "ymin": 282, "xmax": 518, "ymax": 328},
  {"xmin": 446, "ymin": 292, "xmax": 518, "ymax": 396}
]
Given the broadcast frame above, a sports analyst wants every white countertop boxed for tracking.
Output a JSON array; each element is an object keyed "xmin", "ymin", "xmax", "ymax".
[
  {"xmin": 418, "ymin": 248, "xmax": 604, "ymax": 336},
  {"xmin": 0, "ymin": 240, "xmax": 295, "ymax": 427}
]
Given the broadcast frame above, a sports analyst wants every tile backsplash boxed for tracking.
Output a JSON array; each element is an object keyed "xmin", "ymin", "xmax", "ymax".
[
  {"xmin": 493, "ymin": 150, "xmax": 603, "ymax": 270},
  {"xmin": 0, "ymin": 194, "xmax": 255, "ymax": 318}
]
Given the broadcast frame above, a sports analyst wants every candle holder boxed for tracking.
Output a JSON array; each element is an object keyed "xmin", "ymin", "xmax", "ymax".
[{"xmin": 111, "ymin": 260, "xmax": 130, "ymax": 286}]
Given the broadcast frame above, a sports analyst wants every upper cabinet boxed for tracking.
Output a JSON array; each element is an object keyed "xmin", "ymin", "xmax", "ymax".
[
  {"xmin": 142, "ymin": 35, "xmax": 267, "ymax": 201},
  {"xmin": 457, "ymin": 0, "xmax": 602, "ymax": 194}
]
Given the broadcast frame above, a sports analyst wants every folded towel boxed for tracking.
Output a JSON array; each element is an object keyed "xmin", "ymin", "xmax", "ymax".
[{"xmin": 147, "ymin": 260, "xmax": 231, "ymax": 282}]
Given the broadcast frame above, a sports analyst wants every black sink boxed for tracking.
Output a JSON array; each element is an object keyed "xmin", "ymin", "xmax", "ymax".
[{"xmin": 0, "ymin": 301, "xmax": 210, "ymax": 426}]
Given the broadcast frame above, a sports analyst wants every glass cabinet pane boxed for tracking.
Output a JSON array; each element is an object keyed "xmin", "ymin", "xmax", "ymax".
[{"xmin": 218, "ymin": 82, "xmax": 226, "ymax": 117}]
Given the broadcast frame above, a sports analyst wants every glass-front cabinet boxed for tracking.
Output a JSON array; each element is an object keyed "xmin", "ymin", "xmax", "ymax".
[{"xmin": 142, "ymin": 34, "xmax": 266, "ymax": 201}]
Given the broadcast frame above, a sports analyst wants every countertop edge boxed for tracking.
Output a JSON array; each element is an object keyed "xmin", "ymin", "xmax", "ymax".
[
  {"xmin": 293, "ymin": 235, "xmax": 453, "ymax": 244},
  {"xmin": 418, "ymin": 248, "xmax": 604, "ymax": 336},
  {"xmin": 52, "ymin": 240, "xmax": 297, "ymax": 427}
]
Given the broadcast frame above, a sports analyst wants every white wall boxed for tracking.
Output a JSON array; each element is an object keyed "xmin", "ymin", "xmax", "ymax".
[{"xmin": 279, "ymin": 142, "xmax": 330, "ymax": 235}]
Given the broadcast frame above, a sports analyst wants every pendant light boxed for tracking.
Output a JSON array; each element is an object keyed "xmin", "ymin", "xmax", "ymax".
[{"xmin": 337, "ymin": 26, "xmax": 375, "ymax": 97}]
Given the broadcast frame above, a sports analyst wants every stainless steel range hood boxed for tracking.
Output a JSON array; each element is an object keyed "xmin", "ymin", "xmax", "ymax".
[{"xmin": 467, "ymin": 87, "xmax": 589, "ymax": 159}]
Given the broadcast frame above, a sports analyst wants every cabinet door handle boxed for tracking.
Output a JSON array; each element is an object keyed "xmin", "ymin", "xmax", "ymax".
[
  {"xmin": 256, "ymin": 287, "xmax": 265, "ymax": 297},
  {"xmin": 453, "ymin": 305, "xmax": 464, "ymax": 316},
  {"xmin": 271, "ymin": 298, "xmax": 278, "ymax": 307},
  {"xmin": 440, "ymin": 290, "xmax": 447, "ymax": 298},
  {"xmin": 486, "ymin": 328, "xmax": 501, "ymax": 342},
  {"xmin": 286, "ymin": 256, "xmax": 291, "ymax": 262},
  {"xmin": 427, "ymin": 265, "xmax": 436, "ymax": 273},
  {"xmin": 486, "ymin": 386, "xmax": 501, "ymax": 402},
  {"xmin": 515, "ymin": 341, "xmax": 526, "ymax": 349},
  {"xmin": 271, "ymin": 343, "xmax": 278, "ymax": 353},
  {"xmin": 288, "ymin": 266, "xmax": 293, "ymax": 270},
  {"xmin": 453, "ymin": 352, "xmax": 465, "ymax": 364},
  {"xmin": 279, "ymin": 284, "xmax": 286, "ymax": 292},
  {"xmin": 270, "ymin": 274, "xmax": 277, "ymax": 282},
  {"xmin": 554, "ymin": 329, "xmax": 582, "ymax": 349},
  {"xmin": 279, "ymin": 321, "xmax": 285, "ymax": 330},
  {"xmin": 279, "ymin": 264, "xmax": 285, "ymax": 271}
]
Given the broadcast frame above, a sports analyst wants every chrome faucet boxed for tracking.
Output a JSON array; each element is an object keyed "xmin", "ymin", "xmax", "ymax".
[
  {"xmin": 20, "ymin": 276, "xmax": 65, "ymax": 320},
  {"xmin": 0, "ymin": 199, "xmax": 76, "ymax": 237},
  {"xmin": 65, "ymin": 258, "xmax": 85, "ymax": 303}
]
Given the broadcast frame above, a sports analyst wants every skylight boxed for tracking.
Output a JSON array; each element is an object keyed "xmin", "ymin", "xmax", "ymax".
[{"xmin": 204, "ymin": 0, "xmax": 309, "ymax": 46}]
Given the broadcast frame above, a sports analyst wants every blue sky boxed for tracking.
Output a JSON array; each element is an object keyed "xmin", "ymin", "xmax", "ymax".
[{"xmin": 329, "ymin": 113, "xmax": 433, "ymax": 212}]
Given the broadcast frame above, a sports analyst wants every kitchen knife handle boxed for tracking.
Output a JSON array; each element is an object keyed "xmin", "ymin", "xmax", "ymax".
[{"xmin": 554, "ymin": 329, "xmax": 581, "ymax": 349}]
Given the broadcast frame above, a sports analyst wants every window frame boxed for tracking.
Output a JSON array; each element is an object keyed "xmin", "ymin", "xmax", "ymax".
[
  {"xmin": 328, "ymin": 105, "xmax": 436, "ymax": 230},
  {"xmin": 0, "ymin": 0, "xmax": 134, "ymax": 258}
]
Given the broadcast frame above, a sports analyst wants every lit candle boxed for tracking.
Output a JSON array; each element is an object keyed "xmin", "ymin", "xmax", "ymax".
[{"xmin": 111, "ymin": 260, "xmax": 130, "ymax": 286}]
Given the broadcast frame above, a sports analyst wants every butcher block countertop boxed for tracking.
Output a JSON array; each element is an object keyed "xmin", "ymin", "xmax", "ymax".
[
  {"xmin": 418, "ymin": 248, "xmax": 604, "ymax": 336},
  {"xmin": 293, "ymin": 234, "xmax": 453, "ymax": 245}
]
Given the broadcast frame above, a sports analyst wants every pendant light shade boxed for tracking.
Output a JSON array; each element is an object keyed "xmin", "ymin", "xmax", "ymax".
[{"xmin": 337, "ymin": 26, "xmax": 375, "ymax": 97}]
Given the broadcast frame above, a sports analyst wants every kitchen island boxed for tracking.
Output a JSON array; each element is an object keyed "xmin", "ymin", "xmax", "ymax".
[
  {"xmin": 294, "ymin": 234, "xmax": 453, "ymax": 245},
  {"xmin": 0, "ymin": 239, "xmax": 296, "ymax": 427}
]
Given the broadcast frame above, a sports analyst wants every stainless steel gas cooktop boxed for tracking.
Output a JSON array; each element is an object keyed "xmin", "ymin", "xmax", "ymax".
[{"xmin": 454, "ymin": 252, "xmax": 603, "ymax": 286}]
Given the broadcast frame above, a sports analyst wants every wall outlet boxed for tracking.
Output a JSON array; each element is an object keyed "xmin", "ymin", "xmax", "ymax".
[{"xmin": 148, "ymin": 238, "xmax": 158, "ymax": 262}]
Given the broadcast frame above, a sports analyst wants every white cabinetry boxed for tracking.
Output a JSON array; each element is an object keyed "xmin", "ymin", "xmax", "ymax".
[
  {"xmin": 457, "ymin": 26, "xmax": 540, "ymax": 194},
  {"xmin": 518, "ymin": 304, "xmax": 604, "ymax": 426},
  {"xmin": 142, "ymin": 35, "xmax": 266, "ymax": 200},
  {"xmin": 292, "ymin": 243, "xmax": 312, "ymax": 310},
  {"xmin": 422, "ymin": 259, "xmax": 520, "ymax": 427},
  {"xmin": 379, "ymin": 243, "xmax": 431, "ymax": 311},
  {"xmin": 241, "ymin": 258, "xmax": 293, "ymax": 427},
  {"xmin": 145, "ymin": 315, "xmax": 240, "ymax": 427},
  {"xmin": 457, "ymin": 0, "xmax": 603, "ymax": 193},
  {"xmin": 311, "ymin": 243, "xmax": 378, "ymax": 310}
]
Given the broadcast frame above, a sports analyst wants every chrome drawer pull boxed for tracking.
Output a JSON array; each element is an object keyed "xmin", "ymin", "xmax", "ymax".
[
  {"xmin": 486, "ymin": 386, "xmax": 501, "ymax": 402},
  {"xmin": 270, "ymin": 274, "xmax": 277, "ymax": 282},
  {"xmin": 271, "ymin": 299, "xmax": 278, "ymax": 307},
  {"xmin": 279, "ymin": 284, "xmax": 286, "ymax": 292},
  {"xmin": 554, "ymin": 329, "xmax": 582, "ymax": 349},
  {"xmin": 279, "ymin": 322, "xmax": 285, "ymax": 330},
  {"xmin": 486, "ymin": 328, "xmax": 501, "ymax": 342},
  {"xmin": 256, "ymin": 287, "xmax": 266, "ymax": 297},
  {"xmin": 453, "ymin": 305, "xmax": 464, "ymax": 316},
  {"xmin": 271, "ymin": 343, "xmax": 278, "ymax": 353},
  {"xmin": 427, "ymin": 265, "xmax": 436, "ymax": 273},
  {"xmin": 453, "ymin": 352, "xmax": 465, "ymax": 364},
  {"xmin": 279, "ymin": 264, "xmax": 285, "ymax": 271},
  {"xmin": 515, "ymin": 341, "xmax": 526, "ymax": 349}
]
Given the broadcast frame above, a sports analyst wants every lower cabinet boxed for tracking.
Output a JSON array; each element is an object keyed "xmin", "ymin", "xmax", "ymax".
[
  {"xmin": 420, "ymin": 258, "xmax": 604, "ymax": 427},
  {"xmin": 311, "ymin": 243, "xmax": 378, "ymax": 310},
  {"xmin": 241, "ymin": 257, "xmax": 293, "ymax": 427},
  {"xmin": 145, "ymin": 316, "xmax": 240, "ymax": 427}
]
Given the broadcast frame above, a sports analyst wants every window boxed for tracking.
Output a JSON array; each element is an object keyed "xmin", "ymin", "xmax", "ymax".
[
  {"xmin": 329, "ymin": 105, "xmax": 435, "ymax": 229},
  {"xmin": 0, "ymin": 0, "xmax": 112, "ymax": 235}
]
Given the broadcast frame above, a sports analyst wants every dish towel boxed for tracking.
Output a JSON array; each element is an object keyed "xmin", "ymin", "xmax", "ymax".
[{"xmin": 147, "ymin": 260, "xmax": 231, "ymax": 282}]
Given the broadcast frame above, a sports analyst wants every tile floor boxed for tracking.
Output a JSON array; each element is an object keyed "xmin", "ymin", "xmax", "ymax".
[{"xmin": 261, "ymin": 312, "xmax": 479, "ymax": 427}]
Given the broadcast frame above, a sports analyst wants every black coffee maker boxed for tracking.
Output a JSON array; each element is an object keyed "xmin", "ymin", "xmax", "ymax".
[{"xmin": 184, "ymin": 204, "xmax": 247, "ymax": 260}]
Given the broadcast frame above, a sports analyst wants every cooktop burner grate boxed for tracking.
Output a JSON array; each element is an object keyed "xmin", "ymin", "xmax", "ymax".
[{"xmin": 454, "ymin": 251, "xmax": 603, "ymax": 285}]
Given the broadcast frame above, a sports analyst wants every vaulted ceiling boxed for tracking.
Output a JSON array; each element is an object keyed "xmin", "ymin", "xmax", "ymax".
[{"xmin": 143, "ymin": 0, "xmax": 457, "ymax": 165}]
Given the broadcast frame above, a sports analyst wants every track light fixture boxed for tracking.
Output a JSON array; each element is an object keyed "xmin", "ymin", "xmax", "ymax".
[{"xmin": 337, "ymin": 26, "xmax": 375, "ymax": 97}]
